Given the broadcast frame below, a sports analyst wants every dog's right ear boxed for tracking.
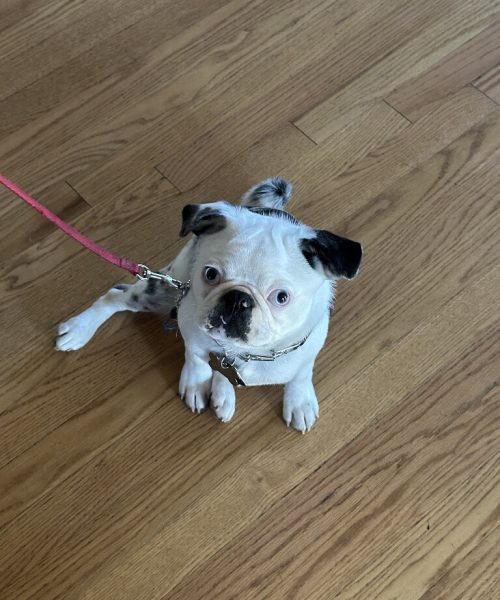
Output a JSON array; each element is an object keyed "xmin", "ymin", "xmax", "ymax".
[
  {"xmin": 180, "ymin": 204, "xmax": 227, "ymax": 237},
  {"xmin": 301, "ymin": 230, "xmax": 363, "ymax": 280},
  {"xmin": 241, "ymin": 177, "xmax": 293, "ymax": 209}
]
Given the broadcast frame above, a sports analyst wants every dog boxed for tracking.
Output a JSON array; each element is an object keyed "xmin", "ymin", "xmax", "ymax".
[{"xmin": 56, "ymin": 177, "xmax": 362, "ymax": 432}]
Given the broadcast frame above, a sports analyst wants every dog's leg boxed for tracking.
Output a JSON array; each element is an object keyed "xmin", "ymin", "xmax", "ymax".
[
  {"xmin": 179, "ymin": 348, "xmax": 213, "ymax": 413},
  {"xmin": 210, "ymin": 371, "xmax": 236, "ymax": 422},
  {"xmin": 283, "ymin": 363, "xmax": 319, "ymax": 433},
  {"xmin": 55, "ymin": 278, "xmax": 177, "ymax": 351}
]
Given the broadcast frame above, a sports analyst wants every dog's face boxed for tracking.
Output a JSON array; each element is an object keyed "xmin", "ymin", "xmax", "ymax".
[{"xmin": 180, "ymin": 178, "xmax": 362, "ymax": 350}]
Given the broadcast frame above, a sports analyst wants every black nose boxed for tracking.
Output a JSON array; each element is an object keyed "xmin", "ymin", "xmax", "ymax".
[
  {"xmin": 208, "ymin": 290, "xmax": 255, "ymax": 340},
  {"xmin": 218, "ymin": 290, "xmax": 254, "ymax": 323}
]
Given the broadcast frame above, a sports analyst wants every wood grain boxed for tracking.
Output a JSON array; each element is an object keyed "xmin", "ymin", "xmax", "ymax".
[
  {"xmin": 475, "ymin": 63, "xmax": 500, "ymax": 104},
  {"xmin": 1, "ymin": 1, "xmax": 499, "ymax": 599},
  {"xmin": 386, "ymin": 20, "xmax": 500, "ymax": 121},
  {"xmin": 165, "ymin": 319, "xmax": 500, "ymax": 600},
  {"xmin": 295, "ymin": 4, "xmax": 497, "ymax": 143},
  {"xmin": 0, "ymin": 179, "xmax": 89, "ymax": 260}
]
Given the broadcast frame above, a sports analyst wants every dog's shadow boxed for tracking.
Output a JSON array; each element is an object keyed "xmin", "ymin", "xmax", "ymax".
[{"xmin": 128, "ymin": 311, "xmax": 184, "ymax": 387}]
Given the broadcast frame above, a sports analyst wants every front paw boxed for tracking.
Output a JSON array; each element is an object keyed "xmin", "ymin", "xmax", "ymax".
[
  {"xmin": 283, "ymin": 383, "xmax": 319, "ymax": 433},
  {"xmin": 210, "ymin": 372, "xmax": 236, "ymax": 422},
  {"xmin": 179, "ymin": 363, "xmax": 212, "ymax": 413},
  {"xmin": 55, "ymin": 317, "xmax": 95, "ymax": 351}
]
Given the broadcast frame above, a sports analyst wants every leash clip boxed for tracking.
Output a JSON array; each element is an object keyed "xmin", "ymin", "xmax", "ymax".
[{"xmin": 136, "ymin": 264, "xmax": 190, "ymax": 291}]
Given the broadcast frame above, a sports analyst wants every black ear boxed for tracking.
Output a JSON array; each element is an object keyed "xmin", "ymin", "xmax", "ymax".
[
  {"xmin": 180, "ymin": 204, "xmax": 227, "ymax": 237},
  {"xmin": 301, "ymin": 230, "xmax": 362, "ymax": 280}
]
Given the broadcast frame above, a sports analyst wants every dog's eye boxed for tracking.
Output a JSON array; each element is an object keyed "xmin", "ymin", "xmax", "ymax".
[
  {"xmin": 268, "ymin": 289, "xmax": 290, "ymax": 306},
  {"xmin": 203, "ymin": 266, "xmax": 221, "ymax": 285}
]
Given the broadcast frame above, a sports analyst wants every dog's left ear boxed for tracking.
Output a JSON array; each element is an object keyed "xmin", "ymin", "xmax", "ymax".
[
  {"xmin": 301, "ymin": 230, "xmax": 362, "ymax": 280},
  {"xmin": 180, "ymin": 204, "xmax": 227, "ymax": 237}
]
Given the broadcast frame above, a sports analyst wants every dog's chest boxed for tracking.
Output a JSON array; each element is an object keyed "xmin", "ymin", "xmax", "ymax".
[{"xmin": 237, "ymin": 356, "xmax": 302, "ymax": 386}]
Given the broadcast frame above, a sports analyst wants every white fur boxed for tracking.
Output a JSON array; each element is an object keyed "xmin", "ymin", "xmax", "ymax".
[{"xmin": 55, "ymin": 183, "xmax": 348, "ymax": 432}]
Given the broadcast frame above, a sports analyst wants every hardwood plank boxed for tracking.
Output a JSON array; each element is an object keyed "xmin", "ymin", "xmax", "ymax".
[
  {"xmin": 1, "ymin": 97, "xmax": 498, "ymax": 454},
  {"xmin": 0, "ymin": 0, "xmax": 49, "ymax": 34},
  {"xmin": 0, "ymin": 0, "xmax": 310, "ymax": 182},
  {"xmin": 1, "ymin": 0, "xmax": 491, "ymax": 198},
  {"xmin": 70, "ymin": 0, "xmax": 366, "ymax": 197},
  {"xmin": 418, "ymin": 518, "xmax": 500, "ymax": 600},
  {"xmin": 0, "ymin": 125, "xmax": 312, "ymax": 467},
  {"xmin": 79, "ymin": 122, "xmax": 315, "ymax": 206},
  {"xmin": 0, "ymin": 0, "xmax": 230, "ymax": 139},
  {"xmin": 0, "ymin": 0, "xmax": 175, "ymax": 102},
  {"xmin": 0, "ymin": 158, "xmax": 496, "ymax": 518},
  {"xmin": 386, "ymin": 20, "xmax": 500, "ymax": 121},
  {"xmin": 185, "ymin": 102, "xmax": 407, "ymax": 208},
  {"xmin": 295, "ymin": 6, "xmax": 498, "ymax": 142},
  {"xmin": 474, "ymin": 63, "xmax": 500, "ymax": 104},
  {"xmin": 0, "ymin": 89, "xmax": 484, "ymax": 358},
  {"xmin": 2, "ymin": 3, "xmax": 500, "ymax": 598},
  {"xmin": 1, "ymin": 133, "xmax": 499, "ymax": 595},
  {"xmin": 151, "ymin": 0, "xmax": 470, "ymax": 189},
  {"xmin": 164, "ymin": 326, "xmax": 500, "ymax": 600},
  {"xmin": 13, "ymin": 0, "xmax": 439, "ymax": 199},
  {"xmin": 290, "ymin": 87, "xmax": 496, "ymax": 213},
  {"xmin": 0, "ymin": 179, "xmax": 90, "ymax": 261},
  {"xmin": 1, "ymin": 260, "xmax": 496, "ymax": 600}
]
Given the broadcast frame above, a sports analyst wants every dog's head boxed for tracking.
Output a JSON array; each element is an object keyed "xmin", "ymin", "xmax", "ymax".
[{"xmin": 180, "ymin": 177, "xmax": 362, "ymax": 350}]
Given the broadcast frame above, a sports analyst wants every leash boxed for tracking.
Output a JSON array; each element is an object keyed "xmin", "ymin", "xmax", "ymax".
[
  {"xmin": 0, "ymin": 172, "xmax": 188, "ymax": 290},
  {"xmin": 1, "ymin": 172, "xmax": 310, "ymax": 387}
]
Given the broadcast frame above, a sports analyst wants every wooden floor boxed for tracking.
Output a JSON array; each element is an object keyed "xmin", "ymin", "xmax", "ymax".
[{"xmin": 1, "ymin": 1, "xmax": 499, "ymax": 598}]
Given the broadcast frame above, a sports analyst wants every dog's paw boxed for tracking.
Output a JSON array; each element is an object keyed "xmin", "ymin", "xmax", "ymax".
[
  {"xmin": 179, "ymin": 363, "xmax": 212, "ymax": 413},
  {"xmin": 210, "ymin": 372, "xmax": 236, "ymax": 422},
  {"xmin": 55, "ymin": 318, "xmax": 96, "ymax": 351},
  {"xmin": 283, "ymin": 383, "xmax": 319, "ymax": 433}
]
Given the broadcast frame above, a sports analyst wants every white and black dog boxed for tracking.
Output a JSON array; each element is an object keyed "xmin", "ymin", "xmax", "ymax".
[{"xmin": 56, "ymin": 178, "xmax": 362, "ymax": 432}]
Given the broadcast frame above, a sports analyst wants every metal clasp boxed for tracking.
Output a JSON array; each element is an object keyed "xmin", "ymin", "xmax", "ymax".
[{"xmin": 136, "ymin": 263, "xmax": 190, "ymax": 291}]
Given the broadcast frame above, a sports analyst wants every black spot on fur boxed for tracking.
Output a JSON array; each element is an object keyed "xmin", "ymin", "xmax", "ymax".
[
  {"xmin": 131, "ymin": 293, "xmax": 139, "ymax": 303},
  {"xmin": 145, "ymin": 279, "xmax": 157, "ymax": 295},
  {"xmin": 180, "ymin": 205, "xmax": 227, "ymax": 237},
  {"xmin": 301, "ymin": 230, "xmax": 362, "ymax": 280},
  {"xmin": 113, "ymin": 284, "xmax": 129, "ymax": 292},
  {"xmin": 208, "ymin": 290, "xmax": 254, "ymax": 341}
]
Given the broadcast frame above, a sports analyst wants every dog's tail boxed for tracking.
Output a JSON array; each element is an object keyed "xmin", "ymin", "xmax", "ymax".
[{"xmin": 241, "ymin": 177, "xmax": 293, "ymax": 209}]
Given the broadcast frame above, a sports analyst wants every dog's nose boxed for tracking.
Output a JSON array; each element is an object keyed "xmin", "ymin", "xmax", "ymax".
[
  {"xmin": 219, "ymin": 290, "xmax": 254, "ymax": 322},
  {"xmin": 207, "ymin": 289, "xmax": 255, "ymax": 341}
]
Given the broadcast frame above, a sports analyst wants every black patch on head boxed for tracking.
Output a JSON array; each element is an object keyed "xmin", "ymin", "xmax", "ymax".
[
  {"xmin": 208, "ymin": 290, "xmax": 254, "ymax": 341},
  {"xmin": 301, "ymin": 230, "xmax": 362, "ymax": 280},
  {"xmin": 113, "ymin": 284, "xmax": 129, "ymax": 292},
  {"xmin": 247, "ymin": 206, "xmax": 299, "ymax": 224},
  {"xmin": 131, "ymin": 293, "xmax": 140, "ymax": 303},
  {"xmin": 180, "ymin": 205, "xmax": 227, "ymax": 237},
  {"xmin": 145, "ymin": 279, "xmax": 157, "ymax": 295}
]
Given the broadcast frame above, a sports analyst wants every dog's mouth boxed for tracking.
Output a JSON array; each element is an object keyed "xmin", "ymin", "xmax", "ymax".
[{"xmin": 201, "ymin": 289, "xmax": 255, "ymax": 343}]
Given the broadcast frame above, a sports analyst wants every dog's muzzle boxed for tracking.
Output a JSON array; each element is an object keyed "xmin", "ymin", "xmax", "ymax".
[{"xmin": 207, "ymin": 289, "xmax": 255, "ymax": 340}]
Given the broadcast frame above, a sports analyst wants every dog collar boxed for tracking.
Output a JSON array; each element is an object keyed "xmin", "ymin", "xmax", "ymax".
[
  {"xmin": 209, "ymin": 335, "xmax": 310, "ymax": 387},
  {"xmin": 140, "ymin": 263, "xmax": 310, "ymax": 387}
]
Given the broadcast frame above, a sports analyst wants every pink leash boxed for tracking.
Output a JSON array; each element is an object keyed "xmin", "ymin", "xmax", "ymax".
[{"xmin": 0, "ymin": 172, "xmax": 187, "ymax": 289}]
